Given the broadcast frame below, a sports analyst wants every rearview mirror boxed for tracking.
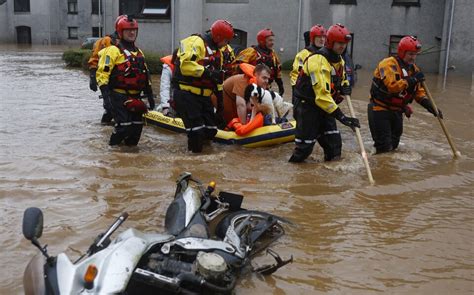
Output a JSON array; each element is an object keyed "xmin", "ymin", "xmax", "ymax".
[{"xmin": 22, "ymin": 207, "xmax": 44, "ymax": 241}]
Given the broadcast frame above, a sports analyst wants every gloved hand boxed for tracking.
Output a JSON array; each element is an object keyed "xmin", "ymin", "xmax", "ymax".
[
  {"xmin": 145, "ymin": 85, "xmax": 155, "ymax": 110},
  {"xmin": 413, "ymin": 71, "xmax": 425, "ymax": 82},
  {"xmin": 89, "ymin": 69, "xmax": 98, "ymax": 92},
  {"xmin": 203, "ymin": 68, "xmax": 224, "ymax": 85},
  {"xmin": 215, "ymin": 90, "xmax": 224, "ymax": 114},
  {"xmin": 275, "ymin": 78, "xmax": 285, "ymax": 96},
  {"xmin": 340, "ymin": 84, "xmax": 352, "ymax": 96},
  {"xmin": 331, "ymin": 108, "xmax": 360, "ymax": 132},
  {"xmin": 404, "ymin": 105, "xmax": 413, "ymax": 118},
  {"xmin": 420, "ymin": 98, "xmax": 443, "ymax": 119},
  {"xmin": 99, "ymin": 85, "xmax": 110, "ymax": 101},
  {"xmin": 147, "ymin": 93, "xmax": 155, "ymax": 110}
]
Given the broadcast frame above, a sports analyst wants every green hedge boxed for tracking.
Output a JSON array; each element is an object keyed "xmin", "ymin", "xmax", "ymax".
[
  {"xmin": 62, "ymin": 49, "xmax": 92, "ymax": 68},
  {"xmin": 61, "ymin": 48, "xmax": 164, "ymax": 74}
]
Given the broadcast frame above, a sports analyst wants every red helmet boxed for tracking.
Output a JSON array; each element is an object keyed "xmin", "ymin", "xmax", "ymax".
[
  {"xmin": 115, "ymin": 15, "xmax": 127, "ymax": 29},
  {"xmin": 397, "ymin": 36, "xmax": 422, "ymax": 59},
  {"xmin": 116, "ymin": 16, "xmax": 138, "ymax": 39},
  {"xmin": 310, "ymin": 24, "xmax": 326, "ymax": 44},
  {"xmin": 257, "ymin": 28, "xmax": 274, "ymax": 47},
  {"xmin": 210, "ymin": 20, "xmax": 234, "ymax": 44},
  {"xmin": 325, "ymin": 23, "xmax": 352, "ymax": 49}
]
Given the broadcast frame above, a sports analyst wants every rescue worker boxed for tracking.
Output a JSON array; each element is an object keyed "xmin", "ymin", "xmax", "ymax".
[
  {"xmin": 289, "ymin": 24, "xmax": 360, "ymax": 163},
  {"xmin": 214, "ymin": 63, "xmax": 271, "ymax": 125},
  {"xmin": 96, "ymin": 16, "xmax": 155, "ymax": 146},
  {"xmin": 88, "ymin": 15, "xmax": 126, "ymax": 124},
  {"xmin": 221, "ymin": 44, "xmax": 235, "ymax": 79},
  {"xmin": 290, "ymin": 24, "xmax": 326, "ymax": 102},
  {"xmin": 368, "ymin": 36, "xmax": 442, "ymax": 154},
  {"xmin": 172, "ymin": 20, "xmax": 234, "ymax": 153},
  {"xmin": 231, "ymin": 28, "xmax": 284, "ymax": 95},
  {"xmin": 158, "ymin": 49, "xmax": 178, "ymax": 116}
]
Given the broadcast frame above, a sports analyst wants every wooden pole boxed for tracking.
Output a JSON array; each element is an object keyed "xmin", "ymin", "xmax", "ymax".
[
  {"xmin": 345, "ymin": 95, "xmax": 375, "ymax": 185},
  {"xmin": 421, "ymin": 81, "xmax": 461, "ymax": 158}
]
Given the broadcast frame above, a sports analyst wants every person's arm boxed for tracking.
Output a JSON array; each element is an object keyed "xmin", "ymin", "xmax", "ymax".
[
  {"xmin": 235, "ymin": 95, "xmax": 247, "ymax": 124},
  {"xmin": 379, "ymin": 58, "xmax": 411, "ymax": 93},
  {"xmin": 96, "ymin": 46, "xmax": 119, "ymax": 87},
  {"xmin": 178, "ymin": 37, "xmax": 206, "ymax": 77},
  {"xmin": 159, "ymin": 64, "xmax": 172, "ymax": 109},
  {"xmin": 307, "ymin": 55, "xmax": 338, "ymax": 114},
  {"xmin": 290, "ymin": 50, "xmax": 304, "ymax": 86}
]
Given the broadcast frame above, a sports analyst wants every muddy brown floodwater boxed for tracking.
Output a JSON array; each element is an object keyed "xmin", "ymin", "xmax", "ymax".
[{"xmin": 0, "ymin": 46, "xmax": 473, "ymax": 294}]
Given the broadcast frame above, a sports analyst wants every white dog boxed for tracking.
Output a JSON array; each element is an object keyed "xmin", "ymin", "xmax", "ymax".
[{"xmin": 244, "ymin": 83, "xmax": 293, "ymax": 124}]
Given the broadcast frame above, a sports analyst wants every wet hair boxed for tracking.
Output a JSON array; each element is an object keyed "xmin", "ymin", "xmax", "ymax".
[{"xmin": 254, "ymin": 64, "xmax": 271, "ymax": 76}]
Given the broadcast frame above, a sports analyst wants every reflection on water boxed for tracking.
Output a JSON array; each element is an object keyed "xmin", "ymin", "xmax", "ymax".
[{"xmin": 0, "ymin": 46, "xmax": 473, "ymax": 294}]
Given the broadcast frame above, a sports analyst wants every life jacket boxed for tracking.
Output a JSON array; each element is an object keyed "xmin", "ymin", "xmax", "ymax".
[
  {"xmin": 173, "ymin": 34, "xmax": 222, "ymax": 91},
  {"xmin": 252, "ymin": 45, "xmax": 279, "ymax": 81},
  {"xmin": 109, "ymin": 42, "xmax": 148, "ymax": 91},
  {"xmin": 160, "ymin": 55, "xmax": 175, "ymax": 73},
  {"xmin": 239, "ymin": 63, "xmax": 257, "ymax": 84},
  {"xmin": 294, "ymin": 49, "xmax": 344, "ymax": 106},
  {"xmin": 370, "ymin": 57, "xmax": 416, "ymax": 111}
]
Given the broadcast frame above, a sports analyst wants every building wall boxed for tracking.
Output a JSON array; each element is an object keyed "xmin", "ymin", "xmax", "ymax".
[
  {"xmin": 439, "ymin": 0, "xmax": 473, "ymax": 75},
  {"xmin": 309, "ymin": 0, "xmax": 446, "ymax": 73},
  {"xmin": 203, "ymin": 0, "xmax": 299, "ymax": 63}
]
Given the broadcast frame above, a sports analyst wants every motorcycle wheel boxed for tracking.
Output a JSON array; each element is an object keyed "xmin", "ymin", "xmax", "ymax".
[{"xmin": 215, "ymin": 210, "xmax": 285, "ymax": 257}]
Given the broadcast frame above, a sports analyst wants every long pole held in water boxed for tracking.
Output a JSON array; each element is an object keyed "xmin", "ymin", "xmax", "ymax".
[
  {"xmin": 421, "ymin": 81, "xmax": 461, "ymax": 159},
  {"xmin": 345, "ymin": 95, "xmax": 375, "ymax": 185}
]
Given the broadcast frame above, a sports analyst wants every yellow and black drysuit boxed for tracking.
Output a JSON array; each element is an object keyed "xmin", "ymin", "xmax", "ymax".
[
  {"xmin": 88, "ymin": 33, "xmax": 118, "ymax": 123},
  {"xmin": 290, "ymin": 44, "xmax": 321, "ymax": 103},
  {"xmin": 96, "ymin": 40, "xmax": 154, "ymax": 146},
  {"xmin": 289, "ymin": 47, "xmax": 359, "ymax": 163},
  {"xmin": 221, "ymin": 44, "xmax": 235, "ymax": 79},
  {"xmin": 368, "ymin": 56, "xmax": 441, "ymax": 153},
  {"xmin": 172, "ymin": 33, "xmax": 224, "ymax": 153},
  {"xmin": 231, "ymin": 45, "xmax": 284, "ymax": 95}
]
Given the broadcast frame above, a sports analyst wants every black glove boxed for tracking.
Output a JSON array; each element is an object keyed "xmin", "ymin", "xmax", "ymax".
[
  {"xmin": 145, "ymin": 84, "xmax": 155, "ymax": 110},
  {"xmin": 203, "ymin": 68, "xmax": 224, "ymax": 85},
  {"xmin": 420, "ymin": 98, "xmax": 443, "ymax": 119},
  {"xmin": 275, "ymin": 78, "xmax": 285, "ymax": 96},
  {"xmin": 99, "ymin": 85, "xmax": 110, "ymax": 101},
  {"xmin": 340, "ymin": 84, "xmax": 352, "ymax": 96},
  {"xmin": 215, "ymin": 91, "xmax": 224, "ymax": 114},
  {"xmin": 89, "ymin": 69, "xmax": 98, "ymax": 92},
  {"xmin": 413, "ymin": 71, "xmax": 425, "ymax": 82},
  {"xmin": 331, "ymin": 108, "xmax": 360, "ymax": 132}
]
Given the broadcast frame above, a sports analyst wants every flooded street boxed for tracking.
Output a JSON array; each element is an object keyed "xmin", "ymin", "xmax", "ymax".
[{"xmin": 0, "ymin": 47, "xmax": 473, "ymax": 294}]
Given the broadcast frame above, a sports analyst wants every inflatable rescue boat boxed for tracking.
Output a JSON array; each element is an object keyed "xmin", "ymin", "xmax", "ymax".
[{"xmin": 144, "ymin": 111, "xmax": 295, "ymax": 148}]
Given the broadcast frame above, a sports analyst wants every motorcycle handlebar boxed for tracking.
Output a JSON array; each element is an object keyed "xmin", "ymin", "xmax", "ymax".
[{"xmin": 95, "ymin": 212, "xmax": 129, "ymax": 248}]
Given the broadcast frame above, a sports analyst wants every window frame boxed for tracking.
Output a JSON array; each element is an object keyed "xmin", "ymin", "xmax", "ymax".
[
  {"xmin": 68, "ymin": 27, "xmax": 79, "ymax": 40},
  {"xmin": 329, "ymin": 0, "xmax": 357, "ymax": 5},
  {"xmin": 119, "ymin": 0, "xmax": 171, "ymax": 19},
  {"xmin": 14, "ymin": 0, "xmax": 30, "ymax": 13},
  {"xmin": 68, "ymin": 0, "xmax": 78, "ymax": 14},
  {"xmin": 91, "ymin": 0, "xmax": 102, "ymax": 15},
  {"xmin": 392, "ymin": 0, "xmax": 420, "ymax": 7}
]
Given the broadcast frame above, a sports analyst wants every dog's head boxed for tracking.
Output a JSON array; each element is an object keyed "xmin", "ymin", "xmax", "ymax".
[{"xmin": 244, "ymin": 83, "xmax": 263, "ymax": 104}]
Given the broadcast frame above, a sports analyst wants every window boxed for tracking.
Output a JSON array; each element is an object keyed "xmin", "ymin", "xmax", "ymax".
[
  {"xmin": 91, "ymin": 0, "xmax": 102, "ymax": 15},
  {"xmin": 68, "ymin": 0, "xmax": 78, "ymax": 14},
  {"xmin": 389, "ymin": 35, "xmax": 404, "ymax": 56},
  {"xmin": 14, "ymin": 0, "xmax": 30, "ymax": 12},
  {"xmin": 330, "ymin": 0, "xmax": 357, "ymax": 4},
  {"xmin": 206, "ymin": 0, "xmax": 249, "ymax": 3},
  {"xmin": 229, "ymin": 29, "xmax": 247, "ymax": 55},
  {"xmin": 92, "ymin": 27, "xmax": 103, "ymax": 37},
  {"xmin": 68, "ymin": 27, "xmax": 78, "ymax": 39},
  {"xmin": 119, "ymin": 0, "xmax": 171, "ymax": 19},
  {"xmin": 392, "ymin": 0, "xmax": 420, "ymax": 6}
]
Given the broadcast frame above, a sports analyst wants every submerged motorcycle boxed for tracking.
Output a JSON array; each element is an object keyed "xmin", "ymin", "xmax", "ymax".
[{"xmin": 22, "ymin": 172, "xmax": 292, "ymax": 294}]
